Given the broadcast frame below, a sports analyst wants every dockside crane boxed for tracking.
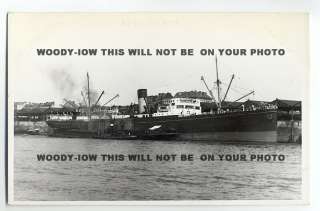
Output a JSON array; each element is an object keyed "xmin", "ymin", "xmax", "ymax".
[{"xmin": 143, "ymin": 97, "xmax": 151, "ymax": 114}]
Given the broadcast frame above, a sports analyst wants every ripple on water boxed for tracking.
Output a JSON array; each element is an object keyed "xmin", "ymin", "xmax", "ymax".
[{"xmin": 14, "ymin": 135, "xmax": 302, "ymax": 201}]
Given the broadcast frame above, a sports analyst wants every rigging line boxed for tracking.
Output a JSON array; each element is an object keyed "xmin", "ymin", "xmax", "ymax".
[
  {"xmin": 216, "ymin": 74, "xmax": 234, "ymax": 82},
  {"xmin": 220, "ymin": 76, "xmax": 249, "ymax": 93},
  {"xmin": 224, "ymin": 86, "xmax": 246, "ymax": 96},
  {"xmin": 229, "ymin": 88, "xmax": 247, "ymax": 96},
  {"xmin": 229, "ymin": 82, "xmax": 250, "ymax": 91},
  {"xmin": 232, "ymin": 86, "xmax": 250, "ymax": 93},
  {"xmin": 147, "ymin": 73, "xmax": 197, "ymax": 91},
  {"xmin": 228, "ymin": 86, "xmax": 250, "ymax": 95},
  {"xmin": 220, "ymin": 81, "xmax": 251, "ymax": 98}
]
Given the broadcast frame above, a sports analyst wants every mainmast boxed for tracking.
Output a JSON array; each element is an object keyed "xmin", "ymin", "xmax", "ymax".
[
  {"xmin": 87, "ymin": 72, "xmax": 91, "ymax": 121},
  {"xmin": 215, "ymin": 56, "xmax": 222, "ymax": 109}
]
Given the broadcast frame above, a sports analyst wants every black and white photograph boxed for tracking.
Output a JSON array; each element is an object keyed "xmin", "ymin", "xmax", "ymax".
[{"xmin": 7, "ymin": 13, "xmax": 308, "ymax": 204}]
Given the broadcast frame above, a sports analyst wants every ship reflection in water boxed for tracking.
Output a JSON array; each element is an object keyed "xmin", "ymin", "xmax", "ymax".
[{"xmin": 14, "ymin": 135, "xmax": 301, "ymax": 201}]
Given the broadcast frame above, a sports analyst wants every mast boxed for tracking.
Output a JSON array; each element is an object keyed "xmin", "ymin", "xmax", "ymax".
[
  {"xmin": 87, "ymin": 72, "xmax": 91, "ymax": 120},
  {"xmin": 215, "ymin": 56, "xmax": 221, "ymax": 108}
]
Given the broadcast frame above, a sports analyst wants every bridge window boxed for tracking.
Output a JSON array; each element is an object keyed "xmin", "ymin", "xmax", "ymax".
[{"xmin": 177, "ymin": 105, "xmax": 184, "ymax": 109}]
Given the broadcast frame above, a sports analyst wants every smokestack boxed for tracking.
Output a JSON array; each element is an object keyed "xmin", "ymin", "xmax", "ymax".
[{"xmin": 137, "ymin": 89, "xmax": 147, "ymax": 114}]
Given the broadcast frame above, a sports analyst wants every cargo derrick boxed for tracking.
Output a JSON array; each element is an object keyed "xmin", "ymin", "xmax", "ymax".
[
  {"xmin": 46, "ymin": 72, "xmax": 122, "ymax": 138},
  {"xmin": 201, "ymin": 56, "xmax": 254, "ymax": 113}
]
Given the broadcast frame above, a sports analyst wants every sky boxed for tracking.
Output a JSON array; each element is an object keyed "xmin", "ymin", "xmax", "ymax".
[{"xmin": 8, "ymin": 13, "xmax": 308, "ymax": 106}]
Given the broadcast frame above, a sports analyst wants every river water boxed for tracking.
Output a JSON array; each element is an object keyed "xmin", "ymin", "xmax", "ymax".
[{"xmin": 14, "ymin": 135, "xmax": 301, "ymax": 201}]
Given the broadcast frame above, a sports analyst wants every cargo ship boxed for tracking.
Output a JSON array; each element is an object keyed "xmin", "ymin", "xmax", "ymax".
[
  {"xmin": 46, "ymin": 98, "xmax": 301, "ymax": 143},
  {"xmin": 46, "ymin": 57, "xmax": 302, "ymax": 143}
]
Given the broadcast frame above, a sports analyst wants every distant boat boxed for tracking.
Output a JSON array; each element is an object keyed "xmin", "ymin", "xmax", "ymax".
[{"xmin": 26, "ymin": 129, "xmax": 40, "ymax": 135}]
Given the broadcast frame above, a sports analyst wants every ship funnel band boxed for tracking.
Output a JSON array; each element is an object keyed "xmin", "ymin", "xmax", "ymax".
[{"xmin": 137, "ymin": 89, "xmax": 147, "ymax": 98}]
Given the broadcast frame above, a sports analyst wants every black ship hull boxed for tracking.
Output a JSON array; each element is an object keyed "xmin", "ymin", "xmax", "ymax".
[
  {"xmin": 133, "ymin": 110, "xmax": 278, "ymax": 142},
  {"xmin": 46, "ymin": 110, "xmax": 302, "ymax": 143}
]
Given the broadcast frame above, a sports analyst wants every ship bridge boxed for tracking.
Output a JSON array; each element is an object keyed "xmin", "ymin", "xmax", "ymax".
[{"xmin": 153, "ymin": 98, "xmax": 201, "ymax": 117}]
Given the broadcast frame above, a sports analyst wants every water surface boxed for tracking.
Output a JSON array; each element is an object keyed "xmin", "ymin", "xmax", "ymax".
[{"xmin": 14, "ymin": 135, "xmax": 301, "ymax": 201}]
